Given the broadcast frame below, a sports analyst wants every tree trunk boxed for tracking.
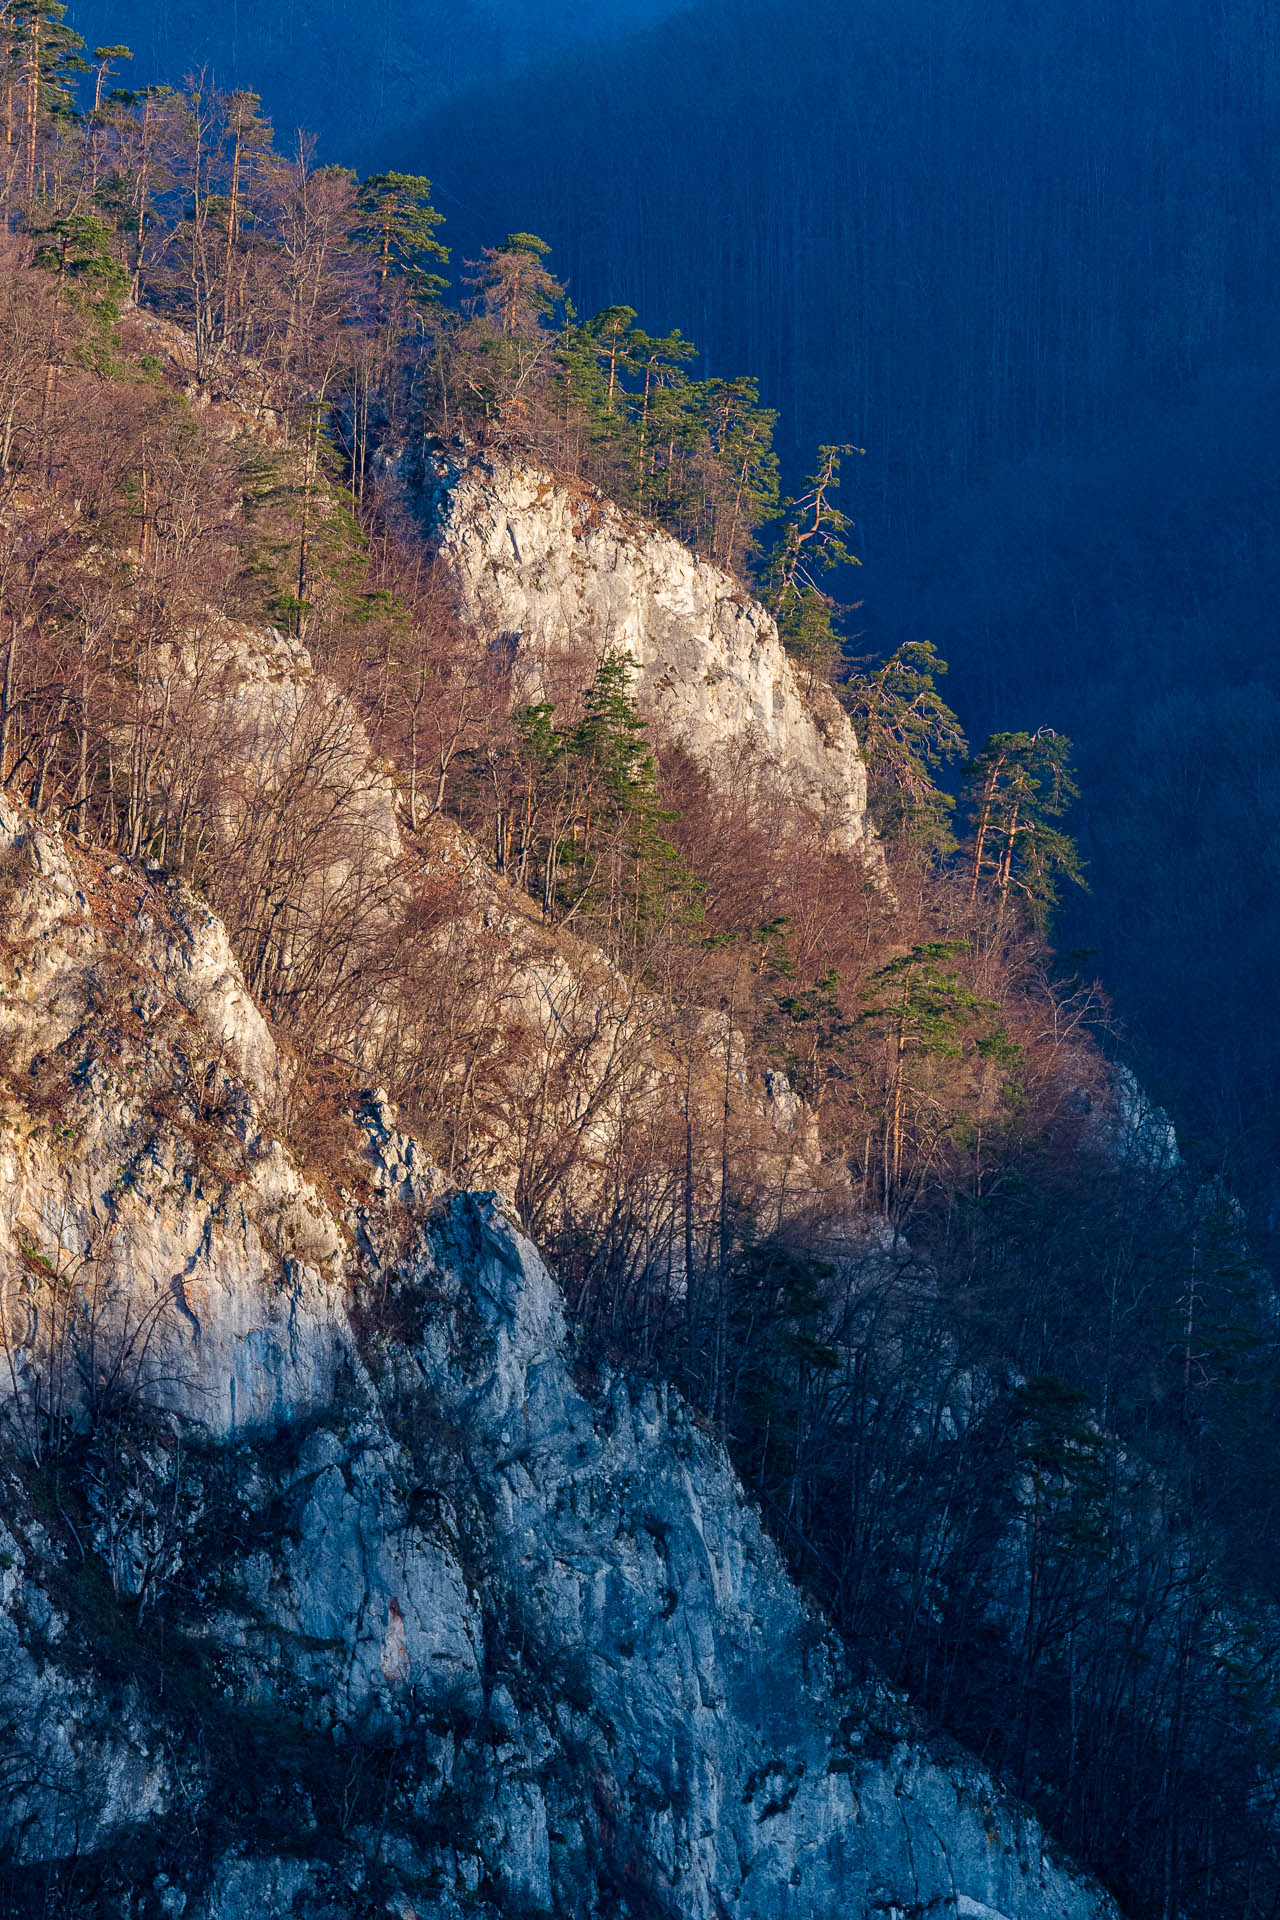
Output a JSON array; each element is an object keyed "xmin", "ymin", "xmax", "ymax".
[
  {"xmin": 24, "ymin": 14, "xmax": 39, "ymax": 200},
  {"xmin": 0, "ymin": 613, "xmax": 17, "ymax": 785}
]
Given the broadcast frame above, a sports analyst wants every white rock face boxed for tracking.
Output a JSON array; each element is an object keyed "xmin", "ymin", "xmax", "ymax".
[
  {"xmin": 0, "ymin": 793, "xmax": 350, "ymax": 1441},
  {"xmin": 430, "ymin": 458, "xmax": 874, "ymax": 855},
  {"xmin": 0, "ymin": 802, "xmax": 1114, "ymax": 1920},
  {"xmin": 350, "ymin": 1179, "xmax": 1118, "ymax": 1920}
]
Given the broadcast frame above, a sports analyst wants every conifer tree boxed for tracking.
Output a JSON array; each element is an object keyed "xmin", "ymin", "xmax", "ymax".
[
  {"xmin": 843, "ymin": 640, "xmax": 968, "ymax": 853},
  {"xmin": 89, "ymin": 41, "xmax": 131, "ymax": 114},
  {"xmin": 628, "ymin": 322, "xmax": 698, "ymax": 503},
  {"xmin": 31, "ymin": 209, "xmax": 127, "ymax": 340},
  {"xmin": 963, "ymin": 729, "xmax": 1085, "ymax": 927},
  {"xmin": 858, "ymin": 941, "xmax": 986, "ymax": 1209},
  {"xmin": 553, "ymin": 302, "xmax": 626, "ymax": 468},
  {"xmin": 696, "ymin": 374, "xmax": 780, "ymax": 569},
  {"xmin": 589, "ymin": 302, "xmax": 637, "ymax": 408},
  {"xmin": 467, "ymin": 230, "xmax": 559, "ymax": 335},
  {"xmin": 766, "ymin": 443, "xmax": 860, "ymax": 682},
  {"xmin": 355, "ymin": 170, "xmax": 448, "ymax": 304},
  {"xmin": 2, "ymin": 0, "xmax": 85, "ymax": 204},
  {"xmin": 566, "ymin": 649, "xmax": 694, "ymax": 943},
  {"xmin": 84, "ymin": 42, "xmax": 131, "ymax": 196},
  {"xmin": 450, "ymin": 232, "xmax": 565, "ymax": 434},
  {"xmin": 501, "ymin": 653, "xmax": 695, "ymax": 945}
]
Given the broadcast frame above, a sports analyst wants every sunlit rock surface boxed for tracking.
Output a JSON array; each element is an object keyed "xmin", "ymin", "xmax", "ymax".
[{"xmin": 429, "ymin": 457, "xmax": 875, "ymax": 857}]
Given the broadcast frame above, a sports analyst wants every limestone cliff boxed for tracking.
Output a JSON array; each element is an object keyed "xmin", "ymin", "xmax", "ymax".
[
  {"xmin": 131, "ymin": 614, "xmax": 825, "ymax": 1227},
  {"xmin": 0, "ymin": 803, "xmax": 1118, "ymax": 1917},
  {"xmin": 427, "ymin": 458, "xmax": 874, "ymax": 857}
]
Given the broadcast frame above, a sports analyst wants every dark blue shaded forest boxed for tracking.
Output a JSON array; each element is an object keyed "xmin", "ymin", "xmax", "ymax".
[{"xmin": 66, "ymin": 0, "xmax": 685, "ymax": 156}]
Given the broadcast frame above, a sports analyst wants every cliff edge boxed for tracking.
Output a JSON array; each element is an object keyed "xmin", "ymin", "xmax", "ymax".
[
  {"xmin": 0, "ymin": 798, "xmax": 1118, "ymax": 1918},
  {"xmin": 429, "ymin": 458, "xmax": 874, "ymax": 857}
]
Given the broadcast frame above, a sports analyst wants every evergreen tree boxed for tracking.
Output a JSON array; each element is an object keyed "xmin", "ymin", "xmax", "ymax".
[
  {"xmin": 88, "ymin": 41, "xmax": 131, "ymax": 114},
  {"xmin": 726, "ymin": 1240, "xmax": 840, "ymax": 1500},
  {"xmin": 466, "ymin": 230, "xmax": 559, "ymax": 335},
  {"xmin": 30, "ymin": 209, "xmax": 127, "ymax": 349},
  {"xmin": 963, "ymin": 729, "xmax": 1085, "ymax": 927},
  {"xmin": 566, "ymin": 649, "xmax": 696, "ymax": 942},
  {"xmin": 696, "ymin": 374, "xmax": 780, "ymax": 569},
  {"xmin": 843, "ymin": 640, "xmax": 968, "ymax": 854},
  {"xmin": 452, "ymin": 232, "xmax": 565, "ymax": 432},
  {"xmin": 627, "ymin": 322, "xmax": 698, "ymax": 507},
  {"xmin": 2, "ymin": 0, "xmax": 85, "ymax": 203},
  {"xmin": 766, "ymin": 443, "xmax": 860, "ymax": 683},
  {"xmin": 500, "ymin": 653, "xmax": 696, "ymax": 945},
  {"xmin": 554, "ymin": 302, "xmax": 631, "ymax": 468},
  {"xmin": 858, "ymin": 941, "xmax": 987, "ymax": 1210},
  {"xmin": 84, "ymin": 41, "xmax": 132, "ymax": 197},
  {"xmin": 355, "ymin": 170, "xmax": 448, "ymax": 303},
  {"xmin": 588, "ymin": 302, "xmax": 638, "ymax": 409},
  {"xmin": 770, "ymin": 965, "xmax": 850, "ymax": 1105}
]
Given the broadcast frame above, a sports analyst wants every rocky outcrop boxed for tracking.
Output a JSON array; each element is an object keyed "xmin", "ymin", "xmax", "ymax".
[
  {"xmin": 0, "ymin": 798, "xmax": 1120, "ymax": 1918},
  {"xmin": 0, "ymin": 794, "xmax": 350, "ymax": 1441},
  {"xmin": 137, "ymin": 616, "xmax": 828, "ymax": 1229},
  {"xmin": 428, "ymin": 458, "xmax": 874, "ymax": 856}
]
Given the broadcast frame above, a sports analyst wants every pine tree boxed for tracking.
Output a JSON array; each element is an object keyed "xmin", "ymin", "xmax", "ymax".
[
  {"xmin": 627, "ymin": 322, "xmax": 698, "ymax": 508},
  {"xmin": 695, "ymin": 374, "xmax": 780, "ymax": 570},
  {"xmin": 567, "ymin": 649, "xmax": 695, "ymax": 943},
  {"xmin": 355, "ymin": 171, "xmax": 448, "ymax": 305},
  {"xmin": 84, "ymin": 42, "xmax": 132, "ymax": 197},
  {"xmin": 963, "ymin": 729, "xmax": 1085, "ymax": 927},
  {"xmin": 502, "ymin": 653, "xmax": 696, "ymax": 945},
  {"xmin": 588, "ymin": 302, "xmax": 638, "ymax": 409},
  {"xmin": 452, "ymin": 233, "xmax": 565, "ymax": 434},
  {"xmin": 843, "ymin": 640, "xmax": 968, "ymax": 854},
  {"xmin": 858, "ymin": 941, "xmax": 986, "ymax": 1210},
  {"xmin": 2, "ymin": 0, "xmax": 85, "ymax": 204},
  {"xmin": 466, "ymin": 230, "xmax": 559, "ymax": 336},
  {"xmin": 766, "ymin": 443, "xmax": 861, "ymax": 684},
  {"xmin": 30, "ymin": 210, "xmax": 127, "ymax": 346},
  {"xmin": 89, "ymin": 42, "xmax": 131, "ymax": 114},
  {"xmin": 554, "ymin": 303, "xmax": 631, "ymax": 469}
]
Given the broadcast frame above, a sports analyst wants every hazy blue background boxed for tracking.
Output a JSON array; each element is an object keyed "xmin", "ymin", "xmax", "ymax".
[
  {"xmin": 69, "ymin": 0, "xmax": 686, "ymax": 160},
  {"xmin": 66, "ymin": 0, "xmax": 1280, "ymax": 1214}
]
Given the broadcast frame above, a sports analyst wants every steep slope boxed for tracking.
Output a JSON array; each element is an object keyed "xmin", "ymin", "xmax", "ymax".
[
  {"xmin": 0, "ymin": 800, "xmax": 1117, "ymax": 1916},
  {"xmin": 406, "ymin": 0, "xmax": 1280, "ymax": 1211},
  {"xmin": 111, "ymin": 602, "xmax": 828, "ymax": 1233},
  {"xmin": 428, "ymin": 458, "xmax": 874, "ymax": 857}
]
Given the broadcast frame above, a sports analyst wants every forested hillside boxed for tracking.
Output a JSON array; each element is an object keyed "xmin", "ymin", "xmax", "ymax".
[
  {"xmin": 62, "ymin": 0, "xmax": 682, "ymax": 162},
  {"xmin": 2, "ymin": 5, "xmax": 1280, "ymax": 1916},
  {"xmin": 408, "ymin": 0, "xmax": 1280, "ymax": 1214}
]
